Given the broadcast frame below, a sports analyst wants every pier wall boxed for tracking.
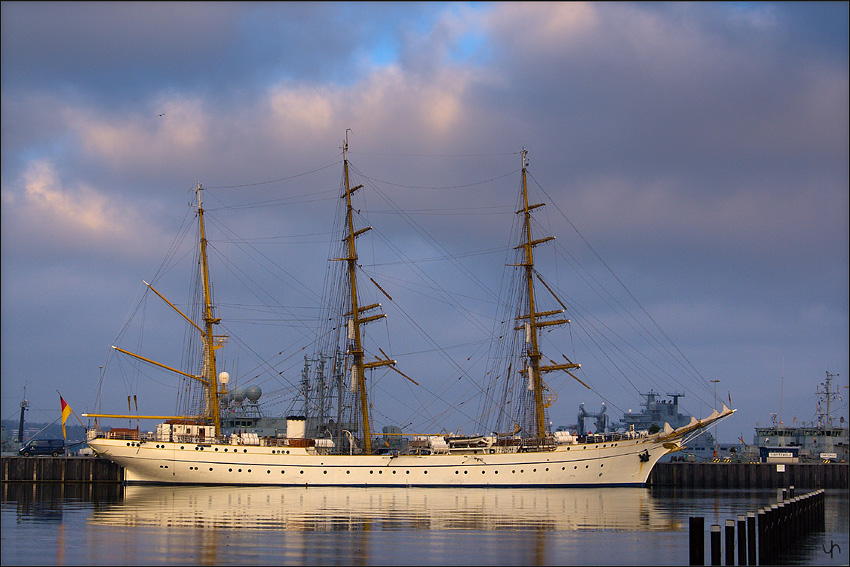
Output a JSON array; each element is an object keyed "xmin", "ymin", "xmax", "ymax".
[
  {"xmin": 649, "ymin": 461, "xmax": 848, "ymax": 489},
  {"xmin": 1, "ymin": 457, "xmax": 123, "ymax": 483}
]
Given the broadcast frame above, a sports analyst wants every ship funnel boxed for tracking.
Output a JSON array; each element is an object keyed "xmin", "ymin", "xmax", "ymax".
[{"xmin": 287, "ymin": 416, "xmax": 306, "ymax": 439}]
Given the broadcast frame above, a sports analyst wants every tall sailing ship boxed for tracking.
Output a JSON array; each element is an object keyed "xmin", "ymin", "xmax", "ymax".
[{"xmin": 85, "ymin": 136, "xmax": 734, "ymax": 486}]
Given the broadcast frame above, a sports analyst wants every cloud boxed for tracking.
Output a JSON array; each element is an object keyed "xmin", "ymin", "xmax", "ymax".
[
  {"xmin": 66, "ymin": 95, "xmax": 212, "ymax": 169},
  {"xmin": 1, "ymin": 158, "xmax": 153, "ymax": 261}
]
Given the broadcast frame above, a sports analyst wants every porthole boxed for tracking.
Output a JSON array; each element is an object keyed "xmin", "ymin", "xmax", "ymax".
[
  {"xmin": 324, "ymin": 470, "xmax": 328, "ymax": 474},
  {"xmin": 181, "ymin": 446, "xmax": 185, "ymax": 450},
  {"xmin": 423, "ymin": 470, "xmax": 428, "ymax": 474},
  {"xmin": 406, "ymin": 471, "xmax": 410, "ymax": 475},
  {"xmin": 209, "ymin": 468, "xmax": 213, "ymax": 471},
  {"xmin": 238, "ymin": 469, "xmax": 242, "ymax": 472},
  {"xmin": 228, "ymin": 468, "xmax": 233, "ymax": 472},
  {"xmin": 456, "ymin": 471, "xmax": 459, "ymax": 475},
  {"xmin": 481, "ymin": 470, "xmax": 485, "ymax": 474},
  {"xmin": 392, "ymin": 470, "xmax": 397, "ymax": 474},
  {"xmin": 300, "ymin": 470, "xmax": 304, "ymax": 474},
  {"xmin": 267, "ymin": 470, "xmax": 271, "ymax": 474},
  {"xmin": 346, "ymin": 470, "xmax": 351, "ymax": 475},
  {"xmin": 463, "ymin": 470, "xmax": 468, "ymax": 474},
  {"xmin": 370, "ymin": 470, "xmax": 374, "ymax": 474},
  {"xmin": 215, "ymin": 448, "xmax": 218, "ymax": 452},
  {"xmin": 494, "ymin": 470, "xmax": 498, "ymax": 474}
]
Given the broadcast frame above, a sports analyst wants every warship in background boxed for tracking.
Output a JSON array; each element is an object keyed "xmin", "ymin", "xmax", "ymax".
[
  {"xmin": 617, "ymin": 392, "xmax": 734, "ymax": 461},
  {"xmin": 560, "ymin": 391, "xmax": 739, "ymax": 462},
  {"xmin": 751, "ymin": 371, "xmax": 847, "ymax": 463}
]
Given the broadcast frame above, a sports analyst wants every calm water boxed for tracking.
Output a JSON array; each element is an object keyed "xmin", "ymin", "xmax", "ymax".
[{"xmin": 1, "ymin": 483, "xmax": 847, "ymax": 565}]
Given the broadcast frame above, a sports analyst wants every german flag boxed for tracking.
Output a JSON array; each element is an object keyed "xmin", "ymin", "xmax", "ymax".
[{"xmin": 60, "ymin": 397, "xmax": 72, "ymax": 440}]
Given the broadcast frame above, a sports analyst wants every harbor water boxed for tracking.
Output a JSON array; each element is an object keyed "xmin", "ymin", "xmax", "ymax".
[{"xmin": 1, "ymin": 484, "xmax": 847, "ymax": 565}]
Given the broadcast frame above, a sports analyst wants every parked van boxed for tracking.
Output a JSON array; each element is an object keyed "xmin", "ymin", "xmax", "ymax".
[{"xmin": 19, "ymin": 439, "xmax": 65, "ymax": 457}]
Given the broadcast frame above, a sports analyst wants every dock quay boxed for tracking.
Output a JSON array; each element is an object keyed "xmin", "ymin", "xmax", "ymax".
[
  {"xmin": 649, "ymin": 461, "xmax": 847, "ymax": 489},
  {"xmin": 1, "ymin": 457, "xmax": 847, "ymax": 488},
  {"xmin": 2, "ymin": 456, "xmax": 123, "ymax": 483}
]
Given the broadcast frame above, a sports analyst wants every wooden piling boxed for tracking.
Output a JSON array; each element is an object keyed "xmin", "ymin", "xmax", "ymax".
[
  {"xmin": 724, "ymin": 519, "xmax": 735, "ymax": 565},
  {"xmin": 737, "ymin": 514, "xmax": 747, "ymax": 566},
  {"xmin": 746, "ymin": 511, "xmax": 756, "ymax": 566},
  {"xmin": 689, "ymin": 516, "xmax": 705, "ymax": 566},
  {"xmin": 710, "ymin": 524, "xmax": 721, "ymax": 566}
]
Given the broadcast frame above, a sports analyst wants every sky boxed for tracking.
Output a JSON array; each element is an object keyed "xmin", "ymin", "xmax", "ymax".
[{"xmin": 2, "ymin": 2, "xmax": 848, "ymax": 444}]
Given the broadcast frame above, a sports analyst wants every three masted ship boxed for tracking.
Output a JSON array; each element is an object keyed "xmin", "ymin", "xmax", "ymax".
[{"xmin": 85, "ymin": 135, "xmax": 734, "ymax": 485}]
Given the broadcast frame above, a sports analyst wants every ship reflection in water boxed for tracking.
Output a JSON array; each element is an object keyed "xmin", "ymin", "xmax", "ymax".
[{"xmin": 89, "ymin": 485, "xmax": 678, "ymax": 532}]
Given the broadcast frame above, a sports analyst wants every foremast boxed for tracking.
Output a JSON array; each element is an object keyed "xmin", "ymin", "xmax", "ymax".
[
  {"xmin": 339, "ymin": 132, "xmax": 395, "ymax": 454},
  {"xmin": 515, "ymin": 149, "xmax": 580, "ymax": 438},
  {"xmin": 90, "ymin": 184, "xmax": 226, "ymax": 433}
]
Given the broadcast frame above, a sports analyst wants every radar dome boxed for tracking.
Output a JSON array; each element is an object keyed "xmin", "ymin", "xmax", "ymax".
[
  {"xmin": 218, "ymin": 371, "xmax": 230, "ymax": 384},
  {"xmin": 245, "ymin": 385, "xmax": 262, "ymax": 403},
  {"xmin": 233, "ymin": 386, "xmax": 247, "ymax": 403}
]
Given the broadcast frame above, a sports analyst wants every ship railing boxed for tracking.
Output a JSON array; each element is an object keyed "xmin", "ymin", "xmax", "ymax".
[
  {"xmin": 574, "ymin": 431, "xmax": 648, "ymax": 445},
  {"xmin": 104, "ymin": 427, "xmax": 140, "ymax": 440}
]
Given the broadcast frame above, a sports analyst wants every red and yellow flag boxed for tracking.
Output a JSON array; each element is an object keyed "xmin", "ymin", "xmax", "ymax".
[{"xmin": 60, "ymin": 397, "xmax": 72, "ymax": 440}]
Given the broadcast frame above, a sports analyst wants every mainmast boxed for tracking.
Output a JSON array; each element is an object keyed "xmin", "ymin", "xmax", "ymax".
[
  {"xmin": 339, "ymin": 132, "xmax": 394, "ymax": 454},
  {"xmin": 196, "ymin": 183, "xmax": 223, "ymax": 436},
  {"xmin": 515, "ymin": 149, "xmax": 579, "ymax": 438}
]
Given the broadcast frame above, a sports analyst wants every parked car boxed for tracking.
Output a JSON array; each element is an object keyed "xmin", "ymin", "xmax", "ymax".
[{"xmin": 19, "ymin": 439, "xmax": 65, "ymax": 457}]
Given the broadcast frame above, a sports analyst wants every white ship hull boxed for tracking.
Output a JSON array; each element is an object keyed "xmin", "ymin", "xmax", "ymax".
[{"xmin": 88, "ymin": 435, "xmax": 674, "ymax": 487}]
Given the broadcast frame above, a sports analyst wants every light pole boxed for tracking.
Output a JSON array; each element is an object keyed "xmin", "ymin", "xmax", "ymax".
[{"xmin": 710, "ymin": 379, "xmax": 720, "ymax": 458}]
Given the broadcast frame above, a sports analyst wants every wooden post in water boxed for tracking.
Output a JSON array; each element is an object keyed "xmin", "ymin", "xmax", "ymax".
[
  {"xmin": 746, "ymin": 511, "xmax": 756, "ymax": 566},
  {"xmin": 710, "ymin": 524, "xmax": 721, "ymax": 566},
  {"xmin": 689, "ymin": 516, "xmax": 705, "ymax": 565},
  {"xmin": 725, "ymin": 519, "xmax": 735, "ymax": 566},
  {"xmin": 737, "ymin": 515, "xmax": 747, "ymax": 566},
  {"xmin": 757, "ymin": 508, "xmax": 766, "ymax": 565}
]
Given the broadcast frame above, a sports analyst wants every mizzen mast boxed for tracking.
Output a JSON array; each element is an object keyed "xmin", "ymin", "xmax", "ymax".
[{"xmin": 515, "ymin": 149, "xmax": 579, "ymax": 438}]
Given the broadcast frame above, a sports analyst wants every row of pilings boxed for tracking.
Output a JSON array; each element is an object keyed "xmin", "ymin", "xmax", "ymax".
[{"xmin": 689, "ymin": 486, "xmax": 826, "ymax": 565}]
